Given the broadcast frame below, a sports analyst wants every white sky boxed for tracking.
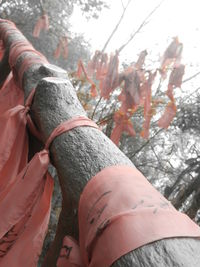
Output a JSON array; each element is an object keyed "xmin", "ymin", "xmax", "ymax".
[{"xmin": 70, "ymin": 0, "xmax": 200, "ymax": 73}]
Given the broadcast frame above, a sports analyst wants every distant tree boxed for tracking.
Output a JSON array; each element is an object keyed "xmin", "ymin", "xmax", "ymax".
[{"xmin": 0, "ymin": 0, "xmax": 108, "ymax": 70}]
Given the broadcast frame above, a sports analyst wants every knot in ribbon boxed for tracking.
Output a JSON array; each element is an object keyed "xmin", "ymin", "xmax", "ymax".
[{"xmin": 0, "ymin": 113, "xmax": 98, "ymax": 266}]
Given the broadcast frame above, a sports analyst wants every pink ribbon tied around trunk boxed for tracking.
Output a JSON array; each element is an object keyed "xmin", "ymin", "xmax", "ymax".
[{"xmin": 57, "ymin": 166, "xmax": 200, "ymax": 267}]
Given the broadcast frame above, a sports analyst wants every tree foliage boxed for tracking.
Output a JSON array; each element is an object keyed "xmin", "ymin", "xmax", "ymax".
[{"xmin": 0, "ymin": 0, "xmax": 107, "ymax": 70}]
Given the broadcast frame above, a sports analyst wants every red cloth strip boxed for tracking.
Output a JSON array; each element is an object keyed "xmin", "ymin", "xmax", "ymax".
[
  {"xmin": 0, "ymin": 20, "xmax": 17, "ymax": 41},
  {"xmin": 9, "ymin": 41, "xmax": 35, "ymax": 68},
  {"xmin": 77, "ymin": 165, "xmax": 200, "ymax": 267},
  {"xmin": 8, "ymin": 41, "xmax": 48, "ymax": 89},
  {"xmin": 57, "ymin": 164, "xmax": 200, "ymax": 267},
  {"xmin": 0, "ymin": 73, "xmax": 24, "ymax": 114},
  {"xmin": 24, "ymin": 88, "xmax": 41, "ymax": 140},
  {"xmin": 9, "ymin": 41, "xmax": 47, "ymax": 68},
  {"xmin": 45, "ymin": 116, "xmax": 99, "ymax": 150},
  {"xmin": 18, "ymin": 57, "xmax": 48, "ymax": 89}
]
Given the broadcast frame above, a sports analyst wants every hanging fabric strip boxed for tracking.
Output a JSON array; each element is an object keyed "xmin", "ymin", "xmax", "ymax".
[
  {"xmin": 0, "ymin": 23, "xmax": 24, "ymax": 114},
  {"xmin": 0, "ymin": 34, "xmax": 47, "ymax": 195},
  {"xmin": 0, "ymin": 32, "xmax": 47, "ymax": 114},
  {"xmin": 0, "ymin": 116, "xmax": 98, "ymax": 267},
  {"xmin": 0, "ymin": 72, "xmax": 24, "ymax": 114},
  {"xmin": 0, "ymin": 20, "xmax": 17, "ymax": 42},
  {"xmin": 0, "ymin": 88, "xmax": 36, "ymax": 195}
]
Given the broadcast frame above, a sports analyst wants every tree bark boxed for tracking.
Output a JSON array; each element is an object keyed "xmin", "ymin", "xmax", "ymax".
[
  {"xmin": 0, "ymin": 47, "xmax": 10, "ymax": 87},
  {"xmin": 0, "ymin": 20, "xmax": 200, "ymax": 267}
]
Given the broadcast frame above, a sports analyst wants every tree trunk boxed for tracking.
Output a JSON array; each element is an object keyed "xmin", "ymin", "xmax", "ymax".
[{"xmin": 0, "ymin": 20, "xmax": 200, "ymax": 267}]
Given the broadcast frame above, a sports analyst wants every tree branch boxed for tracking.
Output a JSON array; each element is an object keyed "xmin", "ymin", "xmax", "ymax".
[
  {"xmin": 182, "ymin": 71, "xmax": 200, "ymax": 84},
  {"xmin": 128, "ymin": 128, "xmax": 163, "ymax": 159},
  {"xmin": 39, "ymin": 0, "xmax": 45, "ymax": 13},
  {"xmin": 118, "ymin": 0, "xmax": 165, "ymax": 53},
  {"xmin": 120, "ymin": 0, "xmax": 125, "ymax": 9},
  {"xmin": 91, "ymin": 96, "xmax": 102, "ymax": 119},
  {"xmin": 101, "ymin": 0, "xmax": 132, "ymax": 53}
]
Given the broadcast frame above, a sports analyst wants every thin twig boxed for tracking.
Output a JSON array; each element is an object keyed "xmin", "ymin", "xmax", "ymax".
[
  {"xmin": 97, "ymin": 97, "xmax": 112, "ymax": 122},
  {"xmin": 101, "ymin": 0, "xmax": 132, "ymax": 53},
  {"xmin": 96, "ymin": 113, "xmax": 114, "ymax": 125},
  {"xmin": 154, "ymin": 75, "xmax": 162, "ymax": 96},
  {"xmin": 150, "ymin": 143, "xmax": 164, "ymax": 169},
  {"xmin": 91, "ymin": 96, "xmax": 102, "ymax": 119},
  {"xmin": 129, "ymin": 128, "xmax": 163, "ymax": 159},
  {"xmin": 39, "ymin": 0, "xmax": 44, "ymax": 13},
  {"xmin": 176, "ymin": 86, "xmax": 200, "ymax": 109},
  {"xmin": 135, "ymin": 163, "xmax": 173, "ymax": 174},
  {"xmin": 120, "ymin": 0, "xmax": 125, "ymax": 9},
  {"xmin": 180, "ymin": 86, "xmax": 200, "ymax": 102},
  {"xmin": 182, "ymin": 71, "xmax": 200, "ymax": 84},
  {"xmin": 118, "ymin": 0, "xmax": 165, "ymax": 53}
]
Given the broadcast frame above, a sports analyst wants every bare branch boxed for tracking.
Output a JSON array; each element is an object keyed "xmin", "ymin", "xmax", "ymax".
[
  {"xmin": 120, "ymin": 0, "xmax": 125, "ymax": 10},
  {"xmin": 135, "ymin": 163, "xmax": 173, "ymax": 174},
  {"xmin": 118, "ymin": 0, "xmax": 165, "ymax": 53},
  {"xmin": 180, "ymin": 86, "xmax": 200, "ymax": 102},
  {"xmin": 128, "ymin": 128, "xmax": 163, "ymax": 159},
  {"xmin": 39, "ymin": 0, "xmax": 45, "ymax": 13},
  {"xmin": 150, "ymin": 144, "xmax": 165, "ymax": 169},
  {"xmin": 182, "ymin": 71, "xmax": 200, "ymax": 84},
  {"xmin": 101, "ymin": 0, "xmax": 132, "ymax": 53},
  {"xmin": 91, "ymin": 96, "xmax": 102, "ymax": 119}
]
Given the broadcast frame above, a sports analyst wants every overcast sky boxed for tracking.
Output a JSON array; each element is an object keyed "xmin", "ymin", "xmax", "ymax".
[{"xmin": 70, "ymin": 0, "xmax": 200, "ymax": 73}]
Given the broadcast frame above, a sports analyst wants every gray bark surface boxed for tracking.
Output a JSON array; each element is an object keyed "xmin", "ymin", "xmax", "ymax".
[{"xmin": 0, "ymin": 20, "xmax": 200, "ymax": 267}]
